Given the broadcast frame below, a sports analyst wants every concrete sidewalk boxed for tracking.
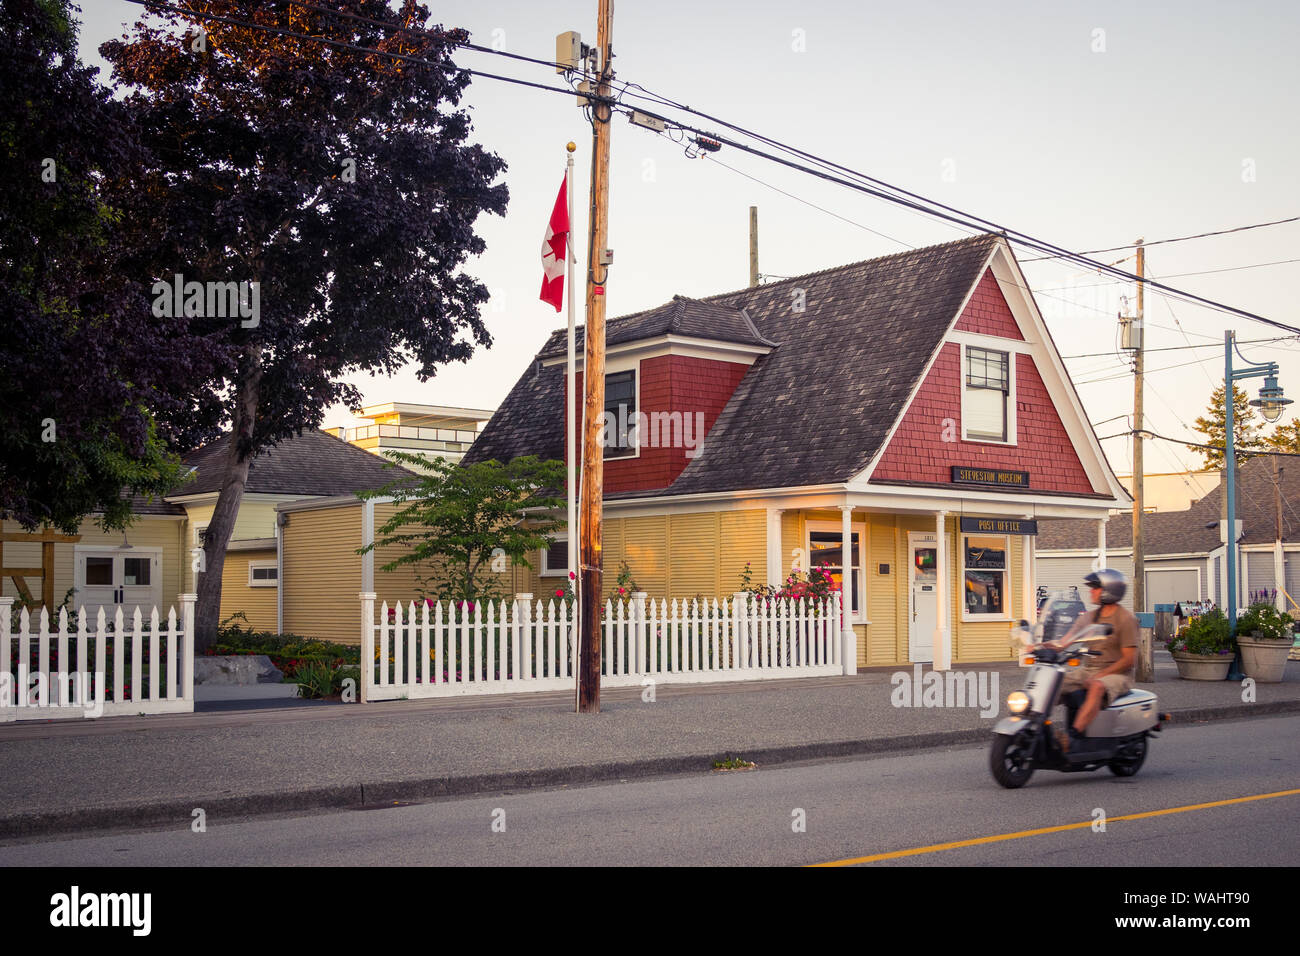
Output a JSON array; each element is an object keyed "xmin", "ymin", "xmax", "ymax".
[{"xmin": 1, "ymin": 652, "xmax": 1296, "ymax": 839}]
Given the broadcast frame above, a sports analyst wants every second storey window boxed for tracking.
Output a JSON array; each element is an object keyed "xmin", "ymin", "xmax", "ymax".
[
  {"xmin": 604, "ymin": 370, "xmax": 637, "ymax": 459},
  {"xmin": 964, "ymin": 347, "xmax": 1010, "ymax": 442}
]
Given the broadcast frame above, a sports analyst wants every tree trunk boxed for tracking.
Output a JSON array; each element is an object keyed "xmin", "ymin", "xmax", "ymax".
[{"xmin": 194, "ymin": 353, "xmax": 263, "ymax": 651}]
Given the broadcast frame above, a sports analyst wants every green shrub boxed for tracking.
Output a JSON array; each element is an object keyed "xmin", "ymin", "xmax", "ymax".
[
  {"xmin": 1235, "ymin": 602, "xmax": 1295, "ymax": 641},
  {"xmin": 1168, "ymin": 608, "xmax": 1235, "ymax": 655}
]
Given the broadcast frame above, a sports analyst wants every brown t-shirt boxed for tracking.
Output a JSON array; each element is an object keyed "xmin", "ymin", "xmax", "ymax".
[{"xmin": 1066, "ymin": 605, "xmax": 1138, "ymax": 674}]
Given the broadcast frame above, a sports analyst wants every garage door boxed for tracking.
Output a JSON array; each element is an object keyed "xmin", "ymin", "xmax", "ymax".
[{"xmin": 1146, "ymin": 568, "xmax": 1200, "ymax": 610}]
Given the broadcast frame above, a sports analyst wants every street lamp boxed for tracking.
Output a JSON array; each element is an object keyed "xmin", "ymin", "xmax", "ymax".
[
  {"xmin": 1223, "ymin": 332, "xmax": 1290, "ymax": 679},
  {"xmin": 1249, "ymin": 374, "xmax": 1292, "ymax": 423}
]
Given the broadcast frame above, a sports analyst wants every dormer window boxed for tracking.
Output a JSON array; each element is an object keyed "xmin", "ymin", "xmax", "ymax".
[{"xmin": 603, "ymin": 370, "xmax": 637, "ymax": 459}]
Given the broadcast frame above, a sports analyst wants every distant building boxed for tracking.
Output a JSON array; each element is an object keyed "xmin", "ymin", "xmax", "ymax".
[
  {"xmin": 332, "ymin": 402, "xmax": 494, "ymax": 466},
  {"xmin": 1117, "ymin": 469, "xmax": 1220, "ymax": 513},
  {"xmin": 1038, "ymin": 456, "xmax": 1299, "ymax": 614}
]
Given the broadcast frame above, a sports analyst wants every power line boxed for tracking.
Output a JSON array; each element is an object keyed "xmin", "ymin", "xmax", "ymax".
[
  {"xmin": 1022, "ymin": 216, "xmax": 1300, "ymax": 261},
  {"xmin": 1062, "ymin": 335, "xmax": 1298, "ymax": 359},
  {"xmin": 699, "ymin": 153, "xmax": 912, "ymax": 249},
  {"xmin": 608, "ymin": 82, "xmax": 1300, "ymax": 332},
  {"xmin": 123, "ymin": 1, "xmax": 1300, "ymax": 334},
  {"xmin": 1036, "ymin": 257, "xmax": 1300, "ymax": 292},
  {"xmin": 1075, "ymin": 354, "xmax": 1223, "ymax": 386}
]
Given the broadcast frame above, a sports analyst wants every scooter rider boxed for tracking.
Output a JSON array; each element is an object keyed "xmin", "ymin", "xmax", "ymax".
[{"xmin": 1041, "ymin": 569, "xmax": 1138, "ymax": 749}]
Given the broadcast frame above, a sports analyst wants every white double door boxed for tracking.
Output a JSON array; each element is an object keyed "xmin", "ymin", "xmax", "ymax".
[{"xmin": 73, "ymin": 547, "xmax": 162, "ymax": 620}]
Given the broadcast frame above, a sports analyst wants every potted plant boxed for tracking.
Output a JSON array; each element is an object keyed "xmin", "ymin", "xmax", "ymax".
[
  {"xmin": 1167, "ymin": 608, "xmax": 1235, "ymax": 680},
  {"xmin": 1234, "ymin": 602, "xmax": 1294, "ymax": 683}
]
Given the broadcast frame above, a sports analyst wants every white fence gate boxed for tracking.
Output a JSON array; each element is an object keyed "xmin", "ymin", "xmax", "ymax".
[
  {"xmin": 0, "ymin": 594, "xmax": 195, "ymax": 722},
  {"xmin": 361, "ymin": 591, "xmax": 849, "ymax": 702}
]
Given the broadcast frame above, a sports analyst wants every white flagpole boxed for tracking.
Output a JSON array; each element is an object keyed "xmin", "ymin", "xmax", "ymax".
[{"xmin": 565, "ymin": 144, "xmax": 578, "ymax": 589}]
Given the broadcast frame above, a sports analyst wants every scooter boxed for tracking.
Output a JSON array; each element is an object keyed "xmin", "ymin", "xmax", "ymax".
[{"xmin": 989, "ymin": 599, "xmax": 1168, "ymax": 789}]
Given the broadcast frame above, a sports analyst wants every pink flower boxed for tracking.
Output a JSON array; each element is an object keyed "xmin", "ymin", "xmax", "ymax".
[
  {"xmin": 569, "ymin": 571, "xmax": 576, "ymax": 580},
  {"xmin": 555, "ymin": 588, "xmax": 565, "ymax": 598}
]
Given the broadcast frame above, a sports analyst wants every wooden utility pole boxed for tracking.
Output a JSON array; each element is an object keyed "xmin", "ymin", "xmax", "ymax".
[
  {"xmin": 576, "ymin": 0, "xmax": 615, "ymax": 714},
  {"xmin": 749, "ymin": 206, "xmax": 759, "ymax": 287},
  {"xmin": 1131, "ymin": 239, "xmax": 1153, "ymax": 682}
]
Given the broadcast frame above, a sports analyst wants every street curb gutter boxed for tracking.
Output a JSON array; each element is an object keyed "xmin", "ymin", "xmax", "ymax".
[{"xmin": 3, "ymin": 700, "xmax": 1298, "ymax": 841}]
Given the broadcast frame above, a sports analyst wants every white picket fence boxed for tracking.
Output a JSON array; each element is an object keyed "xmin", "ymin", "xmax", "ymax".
[
  {"xmin": 0, "ymin": 595, "xmax": 196, "ymax": 722},
  {"xmin": 361, "ymin": 591, "xmax": 849, "ymax": 701}
]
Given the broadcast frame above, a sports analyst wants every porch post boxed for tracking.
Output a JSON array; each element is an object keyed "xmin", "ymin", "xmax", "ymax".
[
  {"xmin": 1275, "ymin": 541, "xmax": 1286, "ymax": 611},
  {"xmin": 1096, "ymin": 518, "xmax": 1107, "ymax": 569},
  {"xmin": 767, "ymin": 507, "xmax": 784, "ymax": 588},
  {"xmin": 360, "ymin": 592, "xmax": 376, "ymax": 703},
  {"xmin": 840, "ymin": 504, "xmax": 856, "ymax": 675},
  {"xmin": 934, "ymin": 510, "xmax": 952, "ymax": 671},
  {"xmin": 180, "ymin": 592, "xmax": 196, "ymax": 705},
  {"xmin": 1022, "ymin": 534, "xmax": 1036, "ymax": 624}
]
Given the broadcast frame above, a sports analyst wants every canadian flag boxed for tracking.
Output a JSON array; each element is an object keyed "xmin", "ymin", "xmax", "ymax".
[{"xmin": 539, "ymin": 174, "xmax": 568, "ymax": 312}]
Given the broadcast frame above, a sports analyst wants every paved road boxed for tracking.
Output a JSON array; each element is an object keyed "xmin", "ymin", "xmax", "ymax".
[{"xmin": 4, "ymin": 714, "xmax": 1296, "ymax": 866}]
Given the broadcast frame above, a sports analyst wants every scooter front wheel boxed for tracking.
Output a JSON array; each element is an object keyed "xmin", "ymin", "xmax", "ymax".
[{"xmin": 990, "ymin": 732, "xmax": 1035, "ymax": 789}]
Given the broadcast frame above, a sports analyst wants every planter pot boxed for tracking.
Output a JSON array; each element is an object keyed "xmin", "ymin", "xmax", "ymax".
[
  {"xmin": 1236, "ymin": 636, "xmax": 1292, "ymax": 683},
  {"xmin": 1170, "ymin": 651, "xmax": 1233, "ymax": 681}
]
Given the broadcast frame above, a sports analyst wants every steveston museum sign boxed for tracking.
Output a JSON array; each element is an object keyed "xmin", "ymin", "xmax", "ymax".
[{"xmin": 950, "ymin": 466, "xmax": 1030, "ymax": 488}]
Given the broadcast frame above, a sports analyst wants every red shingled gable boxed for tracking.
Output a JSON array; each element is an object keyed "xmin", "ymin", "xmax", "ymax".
[
  {"xmin": 871, "ymin": 271, "xmax": 1094, "ymax": 494},
  {"xmin": 568, "ymin": 355, "xmax": 750, "ymax": 493},
  {"xmin": 953, "ymin": 271, "xmax": 1024, "ymax": 339}
]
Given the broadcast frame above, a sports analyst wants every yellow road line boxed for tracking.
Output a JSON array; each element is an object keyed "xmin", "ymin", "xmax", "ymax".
[{"xmin": 811, "ymin": 787, "xmax": 1300, "ymax": 867}]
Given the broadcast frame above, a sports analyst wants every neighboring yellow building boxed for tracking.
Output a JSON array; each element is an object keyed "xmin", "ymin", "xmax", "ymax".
[{"xmin": 2, "ymin": 428, "xmax": 412, "ymax": 634}]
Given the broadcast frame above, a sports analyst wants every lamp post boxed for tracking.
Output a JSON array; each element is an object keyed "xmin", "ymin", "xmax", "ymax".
[{"xmin": 1223, "ymin": 330, "xmax": 1291, "ymax": 678}]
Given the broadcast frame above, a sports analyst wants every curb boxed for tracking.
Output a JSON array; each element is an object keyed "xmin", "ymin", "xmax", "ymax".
[{"xmin": 3, "ymin": 699, "xmax": 1298, "ymax": 841}]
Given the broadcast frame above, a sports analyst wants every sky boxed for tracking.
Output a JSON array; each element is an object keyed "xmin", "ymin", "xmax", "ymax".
[{"xmin": 73, "ymin": 0, "xmax": 1300, "ymax": 483}]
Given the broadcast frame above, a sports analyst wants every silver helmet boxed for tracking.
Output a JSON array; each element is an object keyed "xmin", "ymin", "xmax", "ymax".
[{"xmin": 1084, "ymin": 568, "xmax": 1127, "ymax": 605}]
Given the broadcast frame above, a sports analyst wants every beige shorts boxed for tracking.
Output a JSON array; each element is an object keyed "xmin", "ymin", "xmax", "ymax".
[{"xmin": 1062, "ymin": 668, "xmax": 1132, "ymax": 704}]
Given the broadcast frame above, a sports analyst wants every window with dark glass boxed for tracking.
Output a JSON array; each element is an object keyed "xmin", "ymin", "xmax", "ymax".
[
  {"xmin": 123, "ymin": 557, "xmax": 151, "ymax": 586},
  {"xmin": 541, "ymin": 539, "xmax": 568, "ymax": 576},
  {"xmin": 603, "ymin": 370, "xmax": 636, "ymax": 459},
  {"xmin": 809, "ymin": 530, "xmax": 862, "ymax": 614},
  {"xmin": 965, "ymin": 347, "xmax": 1009, "ymax": 441},
  {"xmin": 963, "ymin": 535, "xmax": 1007, "ymax": 616},
  {"xmin": 85, "ymin": 557, "xmax": 113, "ymax": 586}
]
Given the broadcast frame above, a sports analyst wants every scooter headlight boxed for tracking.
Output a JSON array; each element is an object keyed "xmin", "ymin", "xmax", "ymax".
[{"xmin": 1006, "ymin": 691, "xmax": 1030, "ymax": 714}]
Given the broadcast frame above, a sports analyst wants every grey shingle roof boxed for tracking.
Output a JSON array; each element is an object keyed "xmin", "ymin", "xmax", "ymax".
[
  {"xmin": 537, "ymin": 295, "xmax": 777, "ymax": 358},
  {"xmin": 174, "ymin": 429, "xmax": 418, "ymax": 498},
  {"xmin": 467, "ymin": 233, "xmax": 1002, "ymax": 495},
  {"xmin": 1036, "ymin": 456, "xmax": 1300, "ymax": 554}
]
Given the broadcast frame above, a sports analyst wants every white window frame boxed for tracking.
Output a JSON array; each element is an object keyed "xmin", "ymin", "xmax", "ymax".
[
  {"xmin": 960, "ymin": 342, "xmax": 1017, "ymax": 446},
  {"xmin": 804, "ymin": 519, "xmax": 869, "ymax": 624},
  {"xmin": 248, "ymin": 560, "xmax": 279, "ymax": 588},
  {"xmin": 603, "ymin": 367, "xmax": 640, "ymax": 461},
  {"xmin": 540, "ymin": 536, "xmax": 569, "ymax": 577},
  {"xmin": 961, "ymin": 533, "xmax": 1013, "ymax": 622}
]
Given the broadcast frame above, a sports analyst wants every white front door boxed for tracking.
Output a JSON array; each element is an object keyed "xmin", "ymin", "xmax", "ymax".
[
  {"xmin": 73, "ymin": 548, "xmax": 162, "ymax": 620},
  {"xmin": 909, "ymin": 533, "xmax": 938, "ymax": 663}
]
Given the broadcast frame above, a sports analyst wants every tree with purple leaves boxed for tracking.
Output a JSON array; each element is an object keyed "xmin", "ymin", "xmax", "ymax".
[
  {"xmin": 101, "ymin": 1, "xmax": 509, "ymax": 648},
  {"xmin": 0, "ymin": 0, "xmax": 215, "ymax": 533}
]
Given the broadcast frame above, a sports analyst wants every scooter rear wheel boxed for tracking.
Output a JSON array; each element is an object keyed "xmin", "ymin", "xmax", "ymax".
[
  {"xmin": 1108, "ymin": 735, "xmax": 1148, "ymax": 777},
  {"xmin": 990, "ymin": 732, "xmax": 1035, "ymax": 789}
]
